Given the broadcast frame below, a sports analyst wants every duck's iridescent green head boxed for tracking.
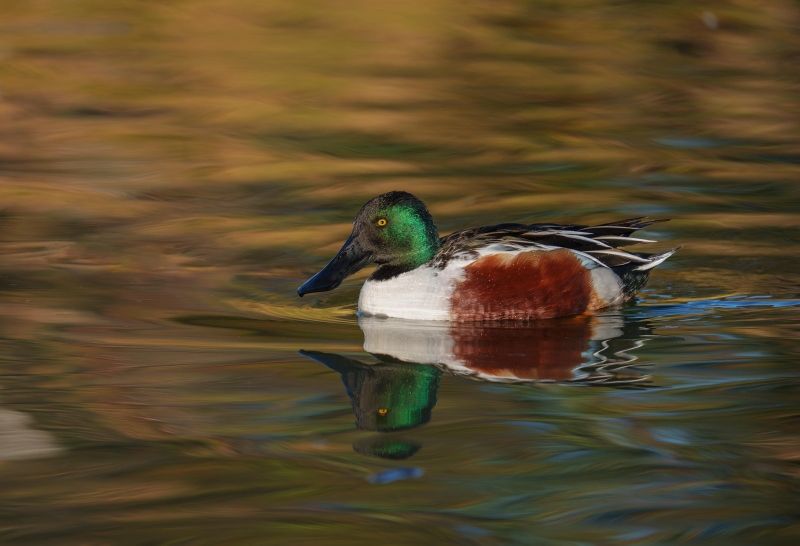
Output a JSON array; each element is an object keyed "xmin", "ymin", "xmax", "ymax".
[{"xmin": 297, "ymin": 191, "xmax": 440, "ymax": 296}]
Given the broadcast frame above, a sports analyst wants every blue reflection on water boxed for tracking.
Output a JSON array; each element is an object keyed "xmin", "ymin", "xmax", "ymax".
[
  {"xmin": 367, "ymin": 467, "xmax": 425, "ymax": 484},
  {"xmin": 628, "ymin": 297, "xmax": 800, "ymax": 320},
  {"xmin": 654, "ymin": 137, "xmax": 739, "ymax": 149}
]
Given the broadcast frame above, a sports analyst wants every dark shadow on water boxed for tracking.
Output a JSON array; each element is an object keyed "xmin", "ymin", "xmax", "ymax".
[{"xmin": 301, "ymin": 312, "xmax": 656, "ymax": 459}]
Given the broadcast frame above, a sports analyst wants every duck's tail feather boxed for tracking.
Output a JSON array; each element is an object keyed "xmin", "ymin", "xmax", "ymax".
[
  {"xmin": 579, "ymin": 217, "xmax": 669, "ymax": 237},
  {"xmin": 611, "ymin": 246, "xmax": 681, "ymax": 298},
  {"xmin": 633, "ymin": 246, "xmax": 681, "ymax": 271}
]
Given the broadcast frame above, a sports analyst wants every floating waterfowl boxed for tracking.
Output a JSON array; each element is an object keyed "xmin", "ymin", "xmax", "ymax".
[{"xmin": 297, "ymin": 191, "xmax": 678, "ymax": 321}]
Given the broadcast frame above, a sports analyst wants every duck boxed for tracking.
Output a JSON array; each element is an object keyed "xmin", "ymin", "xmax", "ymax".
[{"xmin": 297, "ymin": 191, "xmax": 679, "ymax": 321}]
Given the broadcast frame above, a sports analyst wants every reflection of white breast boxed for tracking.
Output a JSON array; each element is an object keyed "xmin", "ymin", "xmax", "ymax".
[
  {"xmin": 0, "ymin": 408, "xmax": 61, "ymax": 460},
  {"xmin": 360, "ymin": 315, "xmax": 457, "ymax": 365}
]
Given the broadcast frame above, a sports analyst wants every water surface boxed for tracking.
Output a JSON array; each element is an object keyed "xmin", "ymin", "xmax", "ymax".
[{"xmin": 1, "ymin": 1, "xmax": 799, "ymax": 544}]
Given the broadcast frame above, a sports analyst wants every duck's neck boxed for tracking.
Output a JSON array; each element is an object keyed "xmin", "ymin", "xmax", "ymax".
[{"xmin": 370, "ymin": 236, "xmax": 440, "ymax": 282}]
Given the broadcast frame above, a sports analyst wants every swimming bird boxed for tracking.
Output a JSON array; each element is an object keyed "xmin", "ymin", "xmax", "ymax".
[{"xmin": 297, "ymin": 191, "xmax": 678, "ymax": 321}]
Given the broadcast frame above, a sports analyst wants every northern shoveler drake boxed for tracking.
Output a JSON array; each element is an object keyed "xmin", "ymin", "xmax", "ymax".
[{"xmin": 297, "ymin": 191, "xmax": 679, "ymax": 321}]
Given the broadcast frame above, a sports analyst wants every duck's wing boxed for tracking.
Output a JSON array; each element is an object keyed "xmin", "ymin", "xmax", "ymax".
[{"xmin": 435, "ymin": 218, "xmax": 679, "ymax": 271}]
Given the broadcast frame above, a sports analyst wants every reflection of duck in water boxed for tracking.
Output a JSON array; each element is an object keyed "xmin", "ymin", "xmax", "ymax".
[
  {"xmin": 300, "ymin": 351, "xmax": 440, "ymax": 460},
  {"xmin": 298, "ymin": 191, "xmax": 678, "ymax": 321},
  {"xmin": 300, "ymin": 351, "xmax": 440, "ymax": 432},
  {"xmin": 302, "ymin": 314, "xmax": 651, "ymax": 458},
  {"xmin": 360, "ymin": 314, "xmax": 650, "ymax": 385}
]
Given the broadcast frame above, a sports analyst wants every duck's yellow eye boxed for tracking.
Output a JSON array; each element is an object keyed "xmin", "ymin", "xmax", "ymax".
[
  {"xmin": 378, "ymin": 408, "xmax": 388, "ymax": 416},
  {"xmin": 377, "ymin": 218, "xmax": 387, "ymax": 227}
]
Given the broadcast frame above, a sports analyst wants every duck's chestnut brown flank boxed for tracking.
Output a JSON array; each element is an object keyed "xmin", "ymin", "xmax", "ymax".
[{"xmin": 450, "ymin": 249, "xmax": 599, "ymax": 321}]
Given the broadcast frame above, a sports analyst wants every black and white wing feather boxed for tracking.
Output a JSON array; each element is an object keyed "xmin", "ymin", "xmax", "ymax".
[{"xmin": 435, "ymin": 217, "xmax": 679, "ymax": 272}]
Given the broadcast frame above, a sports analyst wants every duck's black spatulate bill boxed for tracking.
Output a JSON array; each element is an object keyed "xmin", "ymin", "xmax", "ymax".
[{"xmin": 297, "ymin": 235, "xmax": 372, "ymax": 297}]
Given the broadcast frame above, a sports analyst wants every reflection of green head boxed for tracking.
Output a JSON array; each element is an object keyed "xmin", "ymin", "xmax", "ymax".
[
  {"xmin": 350, "ymin": 362, "xmax": 440, "ymax": 431},
  {"xmin": 300, "ymin": 350, "xmax": 441, "ymax": 432}
]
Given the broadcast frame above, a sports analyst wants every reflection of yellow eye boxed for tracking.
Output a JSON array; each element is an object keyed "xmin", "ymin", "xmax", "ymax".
[
  {"xmin": 377, "ymin": 218, "xmax": 387, "ymax": 227},
  {"xmin": 378, "ymin": 408, "xmax": 388, "ymax": 416}
]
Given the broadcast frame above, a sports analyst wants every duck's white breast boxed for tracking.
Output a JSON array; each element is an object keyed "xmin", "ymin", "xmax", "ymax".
[{"xmin": 358, "ymin": 261, "xmax": 466, "ymax": 321}]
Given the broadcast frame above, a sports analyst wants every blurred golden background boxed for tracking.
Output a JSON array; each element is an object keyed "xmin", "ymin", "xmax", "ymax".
[{"xmin": 0, "ymin": 1, "xmax": 798, "ymax": 544}]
